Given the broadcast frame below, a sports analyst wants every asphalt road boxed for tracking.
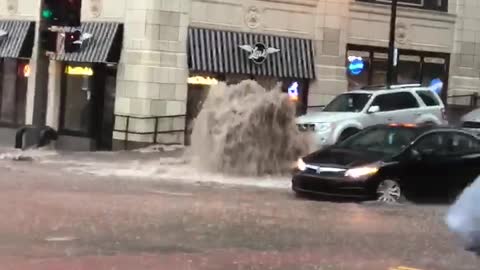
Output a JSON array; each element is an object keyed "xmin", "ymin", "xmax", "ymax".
[{"xmin": 0, "ymin": 160, "xmax": 479, "ymax": 270}]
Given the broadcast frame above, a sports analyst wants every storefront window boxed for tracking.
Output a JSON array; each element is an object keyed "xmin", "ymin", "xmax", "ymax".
[
  {"xmin": 422, "ymin": 57, "xmax": 447, "ymax": 99},
  {"xmin": 281, "ymin": 79, "xmax": 309, "ymax": 116},
  {"xmin": 371, "ymin": 53, "xmax": 388, "ymax": 86},
  {"xmin": 397, "ymin": 55, "xmax": 421, "ymax": 84},
  {"xmin": 346, "ymin": 45, "xmax": 450, "ymax": 102},
  {"xmin": 0, "ymin": 58, "xmax": 28, "ymax": 126},
  {"xmin": 15, "ymin": 61, "xmax": 28, "ymax": 125},
  {"xmin": 60, "ymin": 63, "xmax": 93, "ymax": 135}
]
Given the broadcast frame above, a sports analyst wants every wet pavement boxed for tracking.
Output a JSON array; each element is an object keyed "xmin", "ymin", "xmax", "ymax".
[{"xmin": 0, "ymin": 158, "xmax": 479, "ymax": 270}]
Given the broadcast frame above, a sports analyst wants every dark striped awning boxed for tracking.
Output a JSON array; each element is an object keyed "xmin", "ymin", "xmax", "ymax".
[
  {"xmin": 0, "ymin": 20, "xmax": 34, "ymax": 58},
  {"xmin": 188, "ymin": 27, "xmax": 316, "ymax": 79},
  {"xmin": 54, "ymin": 22, "xmax": 122, "ymax": 63}
]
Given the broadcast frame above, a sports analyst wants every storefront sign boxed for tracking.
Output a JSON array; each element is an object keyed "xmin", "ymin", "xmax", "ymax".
[
  {"xmin": 65, "ymin": 65, "xmax": 94, "ymax": 76},
  {"xmin": 288, "ymin": 81, "xmax": 299, "ymax": 101},
  {"xmin": 239, "ymin": 43, "xmax": 280, "ymax": 65},
  {"xmin": 22, "ymin": 64, "xmax": 31, "ymax": 77},
  {"xmin": 187, "ymin": 76, "xmax": 218, "ymax": 86},
  {"xmin": 348, "ymin": 56, "xmax": 365, "ymax": 76}
]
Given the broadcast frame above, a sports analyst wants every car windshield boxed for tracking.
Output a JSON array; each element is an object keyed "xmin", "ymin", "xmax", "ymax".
[
  {"xmin": 336, "ymin": 126, "xmax": 420, "ymax": 155},
  {"xmin": 322, "ymin": 93, "xmax": 372, "ymax": 112}
]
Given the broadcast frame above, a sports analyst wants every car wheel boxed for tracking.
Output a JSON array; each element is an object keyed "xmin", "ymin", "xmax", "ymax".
[
  {"xmin": 376, "ymin": 179, "xmax": 404, "ymax": 204},
  {"xmin": 339, "ymin": 128, "xmax": 360, "ymax": 142}
]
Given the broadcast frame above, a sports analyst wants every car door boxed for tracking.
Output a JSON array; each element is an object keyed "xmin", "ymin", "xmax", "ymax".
[
  {"xmin": 414, "ymin": 89, "xmax": 444, "ymax": 124},
  {"xmin": 390, "ymin": 91, "xmax": 422, "ymax": 124},
  {"xmin": 442, "ymin": 132, "xmax": 480, "ymax": 192},
  {"xmin": 366, "ymin": 93, "xmax": 401, "ymax": 125},
  {"xmin": 399, "ymin": 132, "xmax": 451, "ymax": 200}
]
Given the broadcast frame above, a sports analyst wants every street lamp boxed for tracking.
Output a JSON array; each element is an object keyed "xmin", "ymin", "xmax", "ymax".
[{"xmin": 386, "ymin": 0, "xmax": 398, "ymax": 89}]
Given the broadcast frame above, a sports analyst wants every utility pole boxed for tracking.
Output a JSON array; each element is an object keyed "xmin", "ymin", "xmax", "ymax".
[{"xmin": 386, "ymin": 0, "xmax": 398, "ymax": 89}]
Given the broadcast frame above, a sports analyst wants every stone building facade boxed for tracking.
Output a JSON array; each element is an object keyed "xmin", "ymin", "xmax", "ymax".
[{"xmin": 0, "ymin": 0, "xmax": 476, "ymax": 150}]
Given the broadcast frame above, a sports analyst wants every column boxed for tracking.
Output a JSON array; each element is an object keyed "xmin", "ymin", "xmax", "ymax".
[
  {"xmin": 113, "ymin": 0, "xmax": 191, "ymax": 149},
  {"xmin": 449, "ymin": 0, "xmax": 480, "ymax": 106},
  {"xmin": 45, "ymin": 60, "xmax": 62, "ymax": 129},
  {"xmin": 308, "ymin": 0, "xmax": 349, "ymax": 108}
]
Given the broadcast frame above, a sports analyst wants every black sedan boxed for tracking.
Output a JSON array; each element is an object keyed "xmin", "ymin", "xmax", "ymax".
[{"xmin": 292, "ymin": 124, "xmax": 480, "ymax": 203}]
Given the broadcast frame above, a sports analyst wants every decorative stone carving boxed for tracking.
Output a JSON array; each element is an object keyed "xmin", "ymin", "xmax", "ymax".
[
  {"xmin": 6, "ymin": 0, "xmax": 17, "ymax": 15},
  {"xmin": 395, "ymin": 22, "xmax": 409, "ymax": 44},
  {"xmin": 245, "ymin": 6, "xmax": 261, "ymax": 29},
  {"xmin": 90, "ymin": 0, "xmax": 102, "ymax": 18}
]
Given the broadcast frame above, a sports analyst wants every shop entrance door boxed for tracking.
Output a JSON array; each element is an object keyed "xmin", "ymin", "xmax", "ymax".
[{"xmin": 60, "ymin": 63, "xmax": 115, "ymax": 151}]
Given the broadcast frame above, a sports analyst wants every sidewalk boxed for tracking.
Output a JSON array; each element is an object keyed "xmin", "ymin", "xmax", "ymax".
[
  {"xmin": 0, "ymin": 145, "xmax": 291, "ymax": 190},
  {"xmin": 0, "ymin": 144, "xmax": 187, "ymax": 163}
]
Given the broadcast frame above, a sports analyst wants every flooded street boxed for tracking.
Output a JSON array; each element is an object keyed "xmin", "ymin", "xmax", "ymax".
[{"xmin": 0, "ymin": 156, "xmax": 479, "ymax": 270}]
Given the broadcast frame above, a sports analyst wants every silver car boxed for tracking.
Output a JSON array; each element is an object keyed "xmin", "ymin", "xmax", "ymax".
[{"xmin": 461, "ymin": 108, "xmax": 480, "ymax": 136}]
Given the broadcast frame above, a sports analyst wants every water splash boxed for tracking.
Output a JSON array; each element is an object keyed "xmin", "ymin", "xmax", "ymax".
[{"xmin": 190, "ymin": 80, "xmax": 314, "ymax": 176}]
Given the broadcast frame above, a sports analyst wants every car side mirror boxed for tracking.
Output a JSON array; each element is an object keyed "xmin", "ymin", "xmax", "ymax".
[
  {"xmin": 367, "ymin": 105, "xmax": 380, "ymax": 114},
  {"xmin": 408, "ymin": 149, "xmax": 423, "ymax": 161}
]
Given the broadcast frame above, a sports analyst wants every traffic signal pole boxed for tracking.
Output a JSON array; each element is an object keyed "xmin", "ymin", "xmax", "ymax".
[
  {"xmin": 386, "ymin": 0, "xmax": 398, "ymax": 89},
  {"xmin": 27, "ymin": 0, "xmax": 50, "ymax": 126}
]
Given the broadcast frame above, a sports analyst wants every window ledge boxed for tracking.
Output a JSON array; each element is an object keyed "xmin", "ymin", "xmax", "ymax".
[{"xmin": 350, "ymin": 1, "xmax": 457, "ymax": 23}]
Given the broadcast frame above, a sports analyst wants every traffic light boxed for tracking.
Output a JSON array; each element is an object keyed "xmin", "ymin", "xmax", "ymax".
[
  {"xmin": 64, "ymin": 30, "xmax": 82, "ymax": 53},
  {"xmin": 64, "ymin": 0, "xmax": 82, "ymax": 27},
  {"xmin": 41, "ymin": 0, "xmax": 82, "ymax": 27},
  {"xmin": 41, "ymin": 0, "xmax": 56, "ymax": 26}
]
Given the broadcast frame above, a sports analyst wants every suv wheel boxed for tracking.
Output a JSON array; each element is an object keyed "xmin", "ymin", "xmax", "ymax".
[{"xmin": 338, "ymin": 128, "xmax": 360, "ymax": 142}]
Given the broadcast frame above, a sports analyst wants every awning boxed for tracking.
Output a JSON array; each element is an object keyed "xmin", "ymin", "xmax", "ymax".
[
  {"xmin": 188, "ymin": 27, "xmax": 316, "ymax": 79},
  {"xmin": 0, "ymin": 20, "xmax": 34, "ymax": 58},
  {"xmin": 53, "ymin": 22, "xmax": 123, "ymax": 63}
]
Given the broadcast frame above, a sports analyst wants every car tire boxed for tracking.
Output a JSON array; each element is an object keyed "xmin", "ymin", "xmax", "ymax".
[
  {"xmin": 447, "ymin": 186, "xmax": 464, "ymax": 203},
  {"xmin": 338, "ymin": 128, "xmax": 360, "ymax": 142},
  {"xmin": 293, "ymin": 190, "xmax": 308, "ymax": 199},
  {"xmin": 376, "ymin": 179, "xmax": 405, "ymax": 204}
]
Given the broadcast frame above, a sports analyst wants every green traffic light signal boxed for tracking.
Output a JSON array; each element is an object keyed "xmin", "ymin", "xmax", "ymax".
[{"xmin": 42, "ymin": 9, "xmax": 53, "ymax": 19}]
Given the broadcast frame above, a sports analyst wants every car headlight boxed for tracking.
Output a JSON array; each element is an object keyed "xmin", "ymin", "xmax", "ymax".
[
  {"xmin": 315, "ymin": 123, "xmax": 332, "ymax": 132},
  {"xmin": 297, "ymin": 158, "xmax": 307, "ymax": 171},
  {"xmin": 345, "ymin": 165, "xmax": 379, "ymax": 179}
]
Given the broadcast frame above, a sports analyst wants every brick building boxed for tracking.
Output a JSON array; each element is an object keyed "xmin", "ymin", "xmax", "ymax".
[{"xmin": 0, "ymin": 0, "xmax": 476, "ymax": 150}]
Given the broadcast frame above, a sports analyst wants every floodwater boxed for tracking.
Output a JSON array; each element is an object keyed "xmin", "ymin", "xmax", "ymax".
[
  {"xmin": 190, "ymin": 80, "xmax": 313, "ymax": 176},
  {"xmin": 0, "ymin": 147, "xmax": 292, "ymax": 190},
  {"xmin": 0, "ymin": 80, "xmax": 317, "ymax": 189}
]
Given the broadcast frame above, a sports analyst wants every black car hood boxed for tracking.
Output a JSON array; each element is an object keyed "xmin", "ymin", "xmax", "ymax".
[{"xmin": 303, "ymin": 147, "xmax": 387, "ymax": 168}]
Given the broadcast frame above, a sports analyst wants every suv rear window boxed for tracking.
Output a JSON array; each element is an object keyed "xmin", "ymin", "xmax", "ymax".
[{"xmin": 416, "ymin": 90, "xmax": 440, "ymax": 106}]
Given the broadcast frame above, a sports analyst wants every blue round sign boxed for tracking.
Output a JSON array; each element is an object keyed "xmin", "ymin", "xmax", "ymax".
[{"xmin": 349, "ymin": 58, "xmax": 365, "ymax": 76}]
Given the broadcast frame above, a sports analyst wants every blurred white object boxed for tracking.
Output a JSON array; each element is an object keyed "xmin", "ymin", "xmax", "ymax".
[{"xmin": 445, "ymin": 176, "xmax": 480, "ymax": 254}]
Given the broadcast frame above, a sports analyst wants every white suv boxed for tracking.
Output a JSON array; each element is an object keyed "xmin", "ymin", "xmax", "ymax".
[{"xmin": 297, "ymin": 84, "xmax": 447, "ymax": 147}]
